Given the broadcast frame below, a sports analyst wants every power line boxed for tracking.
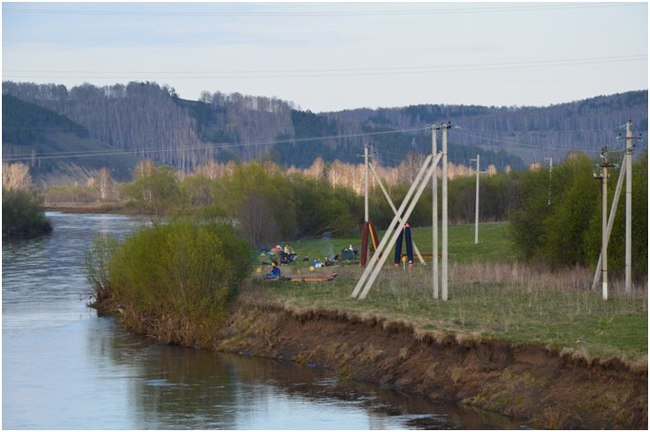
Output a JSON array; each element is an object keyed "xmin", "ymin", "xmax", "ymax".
[
  {"xmin": 455, "ymin": 129, "xmax": 631, "ymax": 155},
  {"xmin": 5, "ymin": 124, "xmax": 640, "ymax": 163},
  {"xmin": 2, "ymin": 126, "xmax": 428, "ymax": 162},
  {"xmin": 5, "ymin": 55, "xmax": 646, "ymax": 80},
  {"xmin": 3, "ymin": 3, "xmax": 641, "ymax": 18}
]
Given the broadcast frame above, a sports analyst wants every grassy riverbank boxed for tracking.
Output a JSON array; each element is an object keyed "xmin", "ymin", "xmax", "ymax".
[
  {"xmin": 252, "ymin": 223, "xmax": 648, "ymax": 364},
  {"xmin": 88, "ymin": 218, "xmax": 646, "ymax": 428}
]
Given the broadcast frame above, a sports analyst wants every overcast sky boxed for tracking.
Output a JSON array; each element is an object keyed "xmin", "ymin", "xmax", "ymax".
[{"xmin": 2, "ymin": 2, "xmax": 648, "ymax": 112}]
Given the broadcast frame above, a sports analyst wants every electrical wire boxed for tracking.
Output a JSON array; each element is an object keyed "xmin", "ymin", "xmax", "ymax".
[
  {"xmin": 5, "ymin": 55, "xmax": 646, "ymax": 80},
  {"xmin": 455, "ymin": 129, "xmax": 635, "ymax": 155},
  {"xmin": 5, "ymin": 123, "xmax": 641, "ymax": 163},
  {"xmin": 3, "ymin": 3, "xmax": 641, "ymax": 18},
  {"xmin": 2, "ymin": 126, "xmax": 428, "ymax": 162}
]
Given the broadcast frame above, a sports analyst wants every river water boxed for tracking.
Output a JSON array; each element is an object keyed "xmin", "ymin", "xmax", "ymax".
[{"xmin": 3, "ymin": 212, "xmax": 519, "ymax": 429}]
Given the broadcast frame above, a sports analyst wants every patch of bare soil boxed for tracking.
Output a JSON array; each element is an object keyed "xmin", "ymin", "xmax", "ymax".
[{"xmin": 215, "ymin": 299, "xmax": 647, "ymax": 429}]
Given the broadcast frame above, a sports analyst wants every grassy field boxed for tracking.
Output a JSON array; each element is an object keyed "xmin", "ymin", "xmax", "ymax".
[
  {"xmin": 250, "ymin": 223, "xmax": 647, "ymax": 363},
  {"xmin": 286, "ymin": 222, "xmax": 518, "ymax": 264}
]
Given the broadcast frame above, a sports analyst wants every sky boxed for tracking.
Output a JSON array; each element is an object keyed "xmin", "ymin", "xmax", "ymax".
[{"xmin": 2, "ymin": 1, "xmax": 648, "ymax": 112}]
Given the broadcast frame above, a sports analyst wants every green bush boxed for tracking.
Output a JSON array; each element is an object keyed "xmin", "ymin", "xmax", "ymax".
[
  {"xmin": 510, "ymin": 152, "xmax": 648, "ymax": 279},
  {"xmin": 2, "ymin": 188, "xmax": 52, "ymax": 238},
  {"xmin": 541, "ymin": 154, "xmax": 599, "ymax": 267},
  {"xmin": 108, "ymin": 219, "xmax": 251, "ymax": 327},
  {"xmin": 120, "ymin": 164, "xmax": 181, "ymax": 219},
  {"xmin": 585, "ymin": 152, "xmax": 648, "ymax": 280},
  {"xmin": 290, "ymin": 174, "xmax": 362, "ymax": 237},
  {"xmin": 214, "ymin": 162, "xmax": 297, "ymax": 246}
]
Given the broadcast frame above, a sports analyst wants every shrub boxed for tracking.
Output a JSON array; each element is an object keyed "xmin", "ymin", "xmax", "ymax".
[
  {"xmin": 107, "ymin": 219, "xmax": 251, "ymax": 331},
  {"xmin": 120, "ymin": 164, "xmax": 181, "ymax": 219},
  {"xmin": 289, "ymin": 174, "xmax": 362, "ymax": 237},
  {"xmin": 2, "ymin": 188, "xmax": 52, "ymax": 238},
  {"xmin": 214, "ymin": 162, "xmax": 297, "ymax": 246},
  {"xmin": 510, "ymin": 152, "xmax": 648, "ymax": 279}
]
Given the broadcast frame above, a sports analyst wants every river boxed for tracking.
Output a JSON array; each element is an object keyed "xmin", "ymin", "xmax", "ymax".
[{"xmin": 3, "ymin": 212, "xmax": 519, "ymax": 429}]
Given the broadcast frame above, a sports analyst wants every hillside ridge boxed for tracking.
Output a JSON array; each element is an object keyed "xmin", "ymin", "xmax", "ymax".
[{"xmin": 2, "ymin": 81, "xmax": 647, "ymax": 184}]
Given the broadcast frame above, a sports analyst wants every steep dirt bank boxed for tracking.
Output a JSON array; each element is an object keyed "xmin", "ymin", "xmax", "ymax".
[{"xmin": 214, "ymin": 299, "xmax": 647, "ymax": 429}]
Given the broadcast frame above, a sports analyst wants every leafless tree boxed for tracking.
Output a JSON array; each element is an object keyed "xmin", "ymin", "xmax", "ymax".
[
  {"xmin": 2, "ymin": 162, "xmax": 32, "ymax": 191},
  {"xmin": 237, "ymin": 193, "xmax": 279, "ymax": 248},
  {"xmin": 96, "ymin": 167, "xmax": 114, "ymax": 200}
]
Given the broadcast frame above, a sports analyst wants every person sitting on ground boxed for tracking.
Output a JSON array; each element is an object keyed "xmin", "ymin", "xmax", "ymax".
[{"xmin": 264, "ymin": 261, "xmax": 281, "ymax": 280}]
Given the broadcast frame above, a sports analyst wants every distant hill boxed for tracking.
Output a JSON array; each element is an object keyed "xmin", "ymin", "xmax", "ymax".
[
  {"xmin": 2, "ymin": 94, "xmax": 138, "ymax": 184},
  {"xmin": 2, "ymin": 81, "xmax": 647, "ymax": 184}
]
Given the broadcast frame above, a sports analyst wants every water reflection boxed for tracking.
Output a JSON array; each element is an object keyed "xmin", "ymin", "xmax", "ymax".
[
  {"xmin": 4, "ymin": 212, "xmax": 520, "ymax": 429},
  {"xmin": 96, "ymin": 330, "xmax": 520, "ymax": 430}
]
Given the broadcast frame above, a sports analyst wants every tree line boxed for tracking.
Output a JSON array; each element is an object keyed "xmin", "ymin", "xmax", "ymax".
[
  {"xmin": 121, "ymin": 154, "xmax": 647, "ymax": 280},
  {"xmin": 510, "ymin": 152, "xmax": 647, "ymax": 280},
  {"xmin": 4, "ymin": 81, "xmax": 644, "ymax": 185},
  {"xmin": 4, "ymin": 147, "xmax": 646, "ymax": 281}
]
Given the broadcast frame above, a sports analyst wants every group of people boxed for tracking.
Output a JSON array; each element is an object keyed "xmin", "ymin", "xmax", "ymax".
[{"xmin": 264, "ymin": 245, "xmax": 293, "ymax": 280}]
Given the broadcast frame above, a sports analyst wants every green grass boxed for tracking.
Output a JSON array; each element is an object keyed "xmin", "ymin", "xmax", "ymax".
[
  {"xmin": 284, "ymin": 222, "xmax": 518, "ymax": 265},
  {"xmin": 250, "ymin": 222, "xmax": 647, "ymax": 363}
]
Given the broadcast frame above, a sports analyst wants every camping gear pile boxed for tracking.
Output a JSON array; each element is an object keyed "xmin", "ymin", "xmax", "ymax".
[
  {"xmin": 257, "ymin": 245, "xmax": 298, "ymax": 265},
  {"xmin": 257, "ymin": 243, "xmax": 344, "ymax": 283}
]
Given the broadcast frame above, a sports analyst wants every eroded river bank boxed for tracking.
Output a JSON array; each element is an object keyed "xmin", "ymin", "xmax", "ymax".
[{"xmin": 184, "ymin": 298, "xmax": 646, "ymax": 429}]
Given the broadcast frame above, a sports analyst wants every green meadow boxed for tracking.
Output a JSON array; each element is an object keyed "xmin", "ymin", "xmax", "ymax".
[{"xmin": 250, "ymin": 222, "xmax": 647, "ymax": 363}]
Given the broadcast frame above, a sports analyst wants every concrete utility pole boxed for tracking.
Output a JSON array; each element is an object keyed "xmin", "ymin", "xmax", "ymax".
[
  {"xmin": 625, "ymin": 121, "xmax": 633, "ymax": 293},
  {"xmin": 432, "ymin": 124, "xmax": 439, "ymax": 299},
  {"xmin": 469, "ymin": 154, "xmax": 481, "ymax": 244},
  {"xmin": 591, "ymin": 156, "xmax": 626, "ymax": 291},
  {"xmin": 441, "ymin": 121, "xmax": 451, "ymax": 301},
  {"xmin": 352, "ymin": 153, "xmax": 441, "ymax": 300},
  {"xmin": 602, "ymin": 161, "xmax": 609, "ymax": 301},
  {"xmin": 544, "ymin": 157, "xmax": 553, "ymax": 205},
  {"xmin": 364, "ymin": 144, "xmax": 369, "ymax": 223},
  {"xmin": 594, "ymin": 147, "xmax": 610, "ymax": 300}
]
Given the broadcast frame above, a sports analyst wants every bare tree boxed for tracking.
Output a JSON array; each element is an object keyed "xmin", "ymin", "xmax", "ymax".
[
  {"xmin": 96, "ymin": 167, "xmax": 114, "ymax": 200},
  {"xmin": 397, "ymin": 152, "xmax": 427, "ymax": 184},
  {"xmin": 2, "ymin": 162, "xmax": 33, "ymax": 191},
  {"xmin": 134, "ymin": 159, "xmax": 155, "ymax": 179},
  {"xmin": 304, "ymin": 157, "xmax": 326, "ymax": 178}
]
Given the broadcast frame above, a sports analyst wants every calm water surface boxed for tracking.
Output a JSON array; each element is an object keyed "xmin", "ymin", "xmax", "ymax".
[{"xmin": 3, "ymin": 212, "xmax": 519, "ymax": 429}]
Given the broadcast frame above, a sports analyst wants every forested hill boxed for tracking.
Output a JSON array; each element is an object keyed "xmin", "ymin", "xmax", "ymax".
[
  {"xmin": 3, "ymin": 81, "xmax": 647, "ymax": 180},
  {"xmin": 2, "ymin": 94, "xmax": 138, "ymax": 182}
]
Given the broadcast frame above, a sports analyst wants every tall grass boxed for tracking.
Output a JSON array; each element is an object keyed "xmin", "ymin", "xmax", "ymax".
[{"xmin": 84, "ymin": 234, "xmax": 120, "ymax": 303}]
